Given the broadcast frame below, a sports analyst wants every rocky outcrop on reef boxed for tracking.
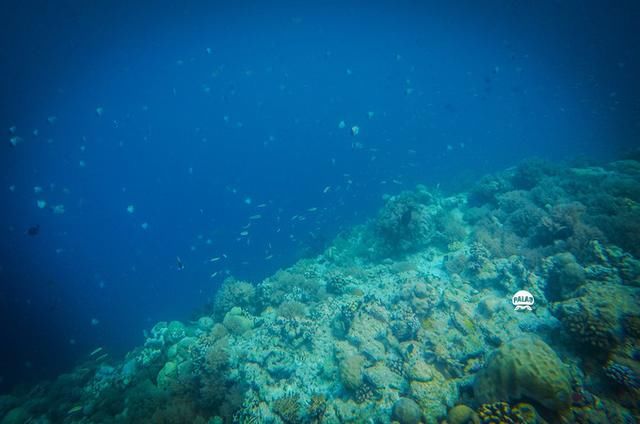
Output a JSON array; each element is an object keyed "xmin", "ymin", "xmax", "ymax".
[{"xmin": 2, "ymin": 158, "xmax": 640, "ymax": 423}]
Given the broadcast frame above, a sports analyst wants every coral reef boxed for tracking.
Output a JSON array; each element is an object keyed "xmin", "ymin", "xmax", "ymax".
[{"xmin": 3, "ymin": 158, "xmax": 640, "ymax": 424}]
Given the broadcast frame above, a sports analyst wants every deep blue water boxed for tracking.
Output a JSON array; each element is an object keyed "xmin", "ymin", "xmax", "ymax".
[{"xmin": 1, "ymin": 0, "xmax": 638, "ymax": 392}]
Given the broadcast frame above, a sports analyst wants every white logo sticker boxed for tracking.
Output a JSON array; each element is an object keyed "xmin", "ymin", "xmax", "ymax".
[{"xmin": 512, "ymin": 290, "xmax": 534, "ymax": 311}]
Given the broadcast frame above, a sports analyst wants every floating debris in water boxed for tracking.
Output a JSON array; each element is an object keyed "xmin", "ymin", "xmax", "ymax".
[
  {"xmin": 141, "ymin": 222, "xmax": 149, "ymax": 230},
  {"xmin": 36, "ymin": 200, "xmax": 47, "ymax": 209},
  {"xmin": 127, "ymin": 205, "xmax": 135, "ymax": 214},
  {"xmin": 351, "ymin": 125, "xmax": 360, "ymax": 136},
  {"xmin": 338, "ymin": 120, "xmax": 346, "ymax": 129},
  {"xmin": 96, "ymin": 106, "xmax": 104, "ymax": 116}
]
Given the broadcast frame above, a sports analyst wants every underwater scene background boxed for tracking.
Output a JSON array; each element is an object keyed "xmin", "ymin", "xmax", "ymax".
[{"xmin": 1, "ymin": 1, "xmax": 639, "ymax": 423}]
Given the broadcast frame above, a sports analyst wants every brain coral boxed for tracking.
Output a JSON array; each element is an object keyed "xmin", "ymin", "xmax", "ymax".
[
  {"xmin": 339, "ymin": 354, "xmax": 366, "ymax": 391},
  {"xmin": 473, "ymin": 336, "xmax": 572, "ymax": 411},
  {"xmin": 391, "ymin": 397, "xmax": 423, "ymax": 424}
]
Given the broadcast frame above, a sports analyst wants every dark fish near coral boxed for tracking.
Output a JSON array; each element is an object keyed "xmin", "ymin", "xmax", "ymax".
[{"xmin": 26, "ymin": 224, "xmax": 40, "ymax": 236}]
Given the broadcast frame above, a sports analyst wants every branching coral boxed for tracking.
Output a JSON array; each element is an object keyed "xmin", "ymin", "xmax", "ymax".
[
  {"xmin": 272, "ymin": 393, "xmax": 302, "ymax": 424},
  {"xmin": 476, "ymin": 402, "xmax": 524, "ymax": 424},
  {"xmin": 307, "ymin": 394, "xmax": 327, "ymax": 421},
  {"xmin": 213, "ymin": 278, "xmax": 256, "ymax": 320}
]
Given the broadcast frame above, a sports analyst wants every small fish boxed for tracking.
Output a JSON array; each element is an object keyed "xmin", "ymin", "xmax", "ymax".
[
  {"xmin": 67, "ymin": 406, "xmax": 83, "ymax": 415},
  {"xmin": 307, "ymin": 207, "xmax": 317, "ymax": 212},
  {"xmin": 264, "ymin": 255, "xmax": 273, "ymax": 260},
  {"xmin": 9, "ymin": 136, "xmax": 23, "ymax": 147},
  {"xmin": 256, "ymin": 203, "xmax": 267, "ymax": 208},
  {"xmin": 209, "ymin": 271, "xmax": 218, "ymax": 278},
  {"xmin": 323, "ymin": 186, "xmax": 331, "ymax": 193},
  {"xmin": 94, "ymin": 353, "xmax": 109, "ymax": 362},
  {"xmin": 239, "ymin": 231, "xmax": 249, "ymax": 236},
  {"xmin": 249, "ymin": 214, "xmax": 262, "ymax": 220},
  {"xmin": 89, "ymin": 347, "xmax": 103, "ymax": 357},
  {"xmin": 176, "ymin": 256, "xmax": 185, "ymax": 271},
  {"xmin": 26, "ymin": 224, "xmax": 40, "ymax": 236},
  {"xmin": 209, "ymin": 257, "xmax": 221, "ymax": 262}
]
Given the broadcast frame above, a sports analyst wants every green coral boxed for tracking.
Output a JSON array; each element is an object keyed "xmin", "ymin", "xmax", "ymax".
[
  {"xmin": 473, "ymin": 337, "xmax": 572, "ymax": 411},
  {"xmin": 212, "ymin": 278, "xmax": 256, "ymax": 320},
  {"xmin": 307, "ymin": 394, "xmax": 327, "ymax": 421},
  {"xmin": 222, "ymin": 307, "xmax": 253, "ymax": 335},
  {"xmin": 391, "ymin": 397, "xmax": 423, "ymax": 424},
  {"xmin": 273, "ymin": 393, "xmax": 301, "ymax": 424},
  {"xmin": 477, "ymin": 402, "xmax": 524, "ymax": 424},
  {"xmin": 562, "ymin": 304, "xmax": 616, "ymax": 350},
  {"xmin": 447, "ymin": 404, "xmax": 480, "ymax": 424},
  {"xmin": 373, "ymin": 189, "xmax": 438, "ymax": 256},
  {"xmin": 339, "ymin": 354, "xmax": 366, "ymax": 391}
]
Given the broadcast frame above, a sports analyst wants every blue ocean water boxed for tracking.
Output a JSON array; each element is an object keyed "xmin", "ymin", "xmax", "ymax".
[{"xmin": 0, "ymin": 0, "xmax": 638, "ymax": 397}]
